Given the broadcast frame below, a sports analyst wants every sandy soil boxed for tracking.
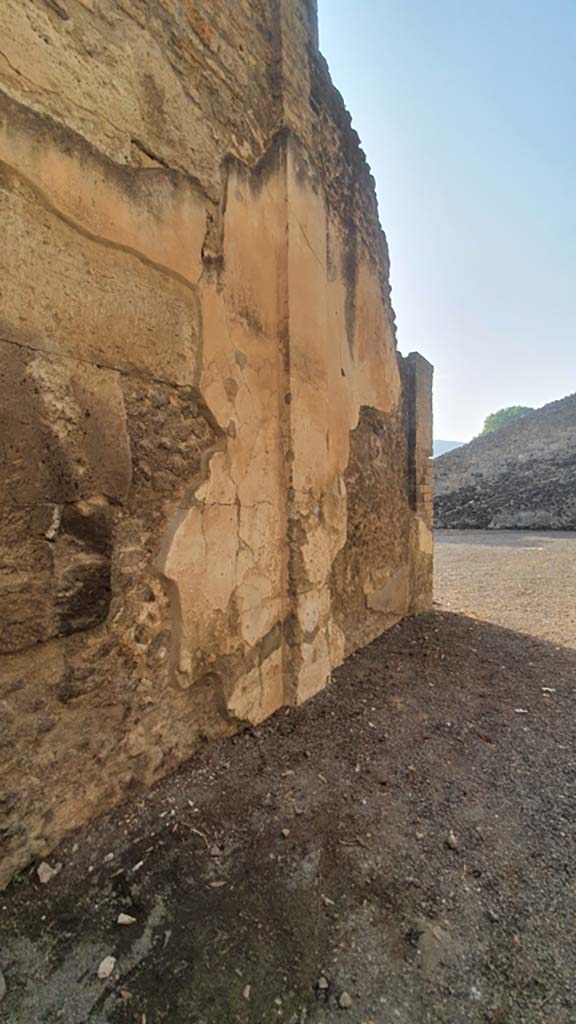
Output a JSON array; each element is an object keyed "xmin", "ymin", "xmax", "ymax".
[
  {"xmin": 2, "ymin": 590, "xmax": 576, "ymax": 1022},
  {"xmin": 434, "ymin": 530, "xmax": 576, "ymax": 649}
]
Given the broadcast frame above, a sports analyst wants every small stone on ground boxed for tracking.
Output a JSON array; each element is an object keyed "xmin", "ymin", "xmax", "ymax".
[
  {"xmin": 37, "ymin": 862, "xmax": 61, "ymax": 885},
  {"xmin": 97, "ymin": 956, "xmax": 116, "ymax": 980}
]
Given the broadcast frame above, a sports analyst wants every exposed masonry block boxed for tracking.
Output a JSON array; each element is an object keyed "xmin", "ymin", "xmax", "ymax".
[{"xmin": 0, "ymin": 0, "xmax": 433, "ymax": 886}]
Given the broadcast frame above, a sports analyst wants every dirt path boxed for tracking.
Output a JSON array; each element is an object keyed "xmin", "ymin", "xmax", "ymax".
[
  {"xmin": 2, "ymin": 607, "xmax": 576, "ymax": 1024},
  {"xmin": 434, "ymin": 530, "xmax": 576, "ymax": 649}
]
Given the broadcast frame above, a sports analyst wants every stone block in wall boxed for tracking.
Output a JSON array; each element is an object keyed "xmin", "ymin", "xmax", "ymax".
[
  {"xmin": 0, "ymin": 499, "xmax": 113, "ymax": 654},
  {"xmin": 0, "ymin": 343, "xmax": 130, "ymax": 653},
  {"xmin": 0, "ymin": 165, "xmax": 201, "ymax": 385}
]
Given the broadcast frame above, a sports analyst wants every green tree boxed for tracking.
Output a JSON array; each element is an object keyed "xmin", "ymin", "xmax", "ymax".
[{"xmin": 481, "ymin": 405, "xmax": 534, "ymax": 435}]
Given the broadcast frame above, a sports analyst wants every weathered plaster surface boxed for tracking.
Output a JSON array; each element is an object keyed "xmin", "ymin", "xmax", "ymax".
[{"xmin": 0, "ymin": 0, "xmax": 432, "ymax": 886}]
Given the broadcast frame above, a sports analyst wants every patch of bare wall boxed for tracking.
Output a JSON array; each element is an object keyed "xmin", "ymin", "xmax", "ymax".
[{"xmin": 0, "ymin": 0, "xmax": 433, "ymax": 887}]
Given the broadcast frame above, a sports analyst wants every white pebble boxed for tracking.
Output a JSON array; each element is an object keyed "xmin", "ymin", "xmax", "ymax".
[
  {"xmin": 97, "ymin": 956, "xmax": 117, "ymax": 980},
  {"xmin": 37, "ymin": 862, "xmax": 62, "ymax": 885},
  {"xmin": 117, "ymin": 913, "xmax": 137, "ymax": 926}
]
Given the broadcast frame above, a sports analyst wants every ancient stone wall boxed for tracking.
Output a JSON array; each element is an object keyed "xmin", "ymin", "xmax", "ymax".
[{"xmin": 0, "ymin": 0, "xmax": 433, "ymax": 886}]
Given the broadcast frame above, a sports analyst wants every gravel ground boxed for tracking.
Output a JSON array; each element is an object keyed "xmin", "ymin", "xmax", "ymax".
[
  {"xmin": 2, "ymin": 605, "xmax": 576, "ymax": 1023},
  {"xmin": 435, "ymin": 530, "xmax": 576, "ymax": 649}
]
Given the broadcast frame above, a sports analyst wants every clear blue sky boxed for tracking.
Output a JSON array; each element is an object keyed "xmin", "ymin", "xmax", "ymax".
[{"xmin": 319, "ymin": 1, "xmax": 575, "ymax": 440}]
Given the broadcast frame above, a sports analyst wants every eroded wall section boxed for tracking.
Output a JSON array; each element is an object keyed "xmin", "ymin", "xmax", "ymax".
[{"xmin": 0, "ymin": 0, "xmax": 432, "ymax": 886}]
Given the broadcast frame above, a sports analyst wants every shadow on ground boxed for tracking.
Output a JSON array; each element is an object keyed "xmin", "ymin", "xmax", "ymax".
[{"xmin": 2, "ymin": 612, "xmax": 576, "ymax": 1024}]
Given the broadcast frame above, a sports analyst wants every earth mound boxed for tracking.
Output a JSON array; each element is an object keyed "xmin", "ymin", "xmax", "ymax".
[{"xmin": 434, "ymin": 394, "xmax": 576, "ymax": 528}]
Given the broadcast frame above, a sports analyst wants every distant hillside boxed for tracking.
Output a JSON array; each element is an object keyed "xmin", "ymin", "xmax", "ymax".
[
  {"xmin": 434, "ymin": 394, "xmax": 576, "ymax": 529},
  {"xmin": 433, "ymin": 440, "xmax": 463, "ymax": 458}
]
